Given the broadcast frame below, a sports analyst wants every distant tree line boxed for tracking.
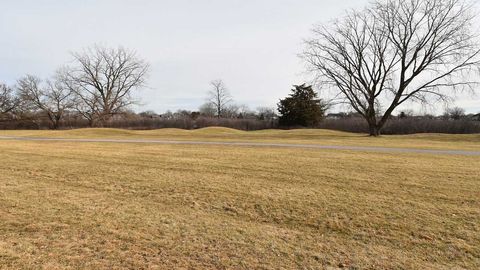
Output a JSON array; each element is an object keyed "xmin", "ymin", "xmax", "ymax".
[{"xmin": 1, "ymin": 68, "xmax": 479, "ymax": 133}]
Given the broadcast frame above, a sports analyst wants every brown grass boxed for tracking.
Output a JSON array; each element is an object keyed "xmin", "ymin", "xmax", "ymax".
[
  {"xmin": 0, "ymin": 129, "xmax": 479, "ymax": 269},
  {"xmin": 1, "ymin": 127, "xmax": 480, "ymax": 150}
]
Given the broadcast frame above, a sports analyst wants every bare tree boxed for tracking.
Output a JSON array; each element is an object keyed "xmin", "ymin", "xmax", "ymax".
[
  {"xmin": 303, "ymin": 0, "xmax": 480, "ymax": 136},
  {"xmin": 0, "ymin": 83, "xmax": 18, "ymax": 117},
  {"xmin": 199, "ymin": 102, "xmax": 217, "ymax": 117},
  {"xmin": 17, "ymin": 75, "xmax": 74, "ymax": 129},
  {"xmin": 257, "ymin": 106, "xmax": 278, "ymax": 121},
  {"xmin": 445, "ymin": 106, "xmax": 466, "ymax": 120},
  {"xmin": 207, "ymin": 80, "xmax": 232, "ymax": 118},
  {"xmin": 222, "ymin": 104, "xmax": 240, "ymax": 119},
  {"xmin": 59, "ymin": 46, "xmax": 149, "ymax": 126},
  {"xmin": 237, "ymin": 104, "xmax": 254, "ymax": 119}
]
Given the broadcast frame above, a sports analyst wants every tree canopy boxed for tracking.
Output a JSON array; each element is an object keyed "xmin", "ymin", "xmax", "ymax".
[{"xmin": 278, "ymin": 84, "xmax": 327, "ymax": 127}]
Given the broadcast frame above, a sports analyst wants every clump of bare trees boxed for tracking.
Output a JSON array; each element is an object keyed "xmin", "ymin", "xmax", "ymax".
[
  {"xmin": 0, "ymin": 46, "xmax": 150, "ymax": 129},
  {"xmin": 303, "ymin": 0, "xmax": 480, "ymax": 136},
  {"xmin": 17, "ymin": 75, "xmax": 74, "ymax": 129},
  {"xmin": 444, "ymin": 107, "xmax": 466, "ymax": 120}
]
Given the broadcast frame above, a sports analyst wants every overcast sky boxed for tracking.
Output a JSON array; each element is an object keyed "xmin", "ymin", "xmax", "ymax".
[{"xmin": 1, "ymin": 0, "xmax": 479, "ymax": 114}]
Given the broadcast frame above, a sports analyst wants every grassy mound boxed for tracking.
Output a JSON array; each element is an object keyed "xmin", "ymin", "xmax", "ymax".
[
  {"xmin": 1, "ymin": 127, "xmax": 479, "ymax": 151},
  {"xmin": 191, "ymin": 127, "xmax": 247, "ymax": 134}
]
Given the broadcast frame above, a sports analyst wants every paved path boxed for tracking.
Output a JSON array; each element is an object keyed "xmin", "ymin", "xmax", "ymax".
[{"xmin": 0, "ymin": 135, "xmax": 479, "ymax": 156}]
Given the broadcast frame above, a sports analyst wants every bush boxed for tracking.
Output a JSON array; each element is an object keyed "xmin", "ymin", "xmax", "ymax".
[
  {"xmin": 2, "ymin": 113, "xmax": 479, "ymax": 135},
  {"xmin": 0, "ymin": 116, "xmax": 276, "ymax": 131},
  {"xmin": 319, "ymin": 117, "xmax": 480, "ymax": 134}
]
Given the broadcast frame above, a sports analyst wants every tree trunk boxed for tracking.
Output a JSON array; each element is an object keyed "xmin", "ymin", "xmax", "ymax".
[
  {"xmin": 47, "ymin": 113, "xmax": 59, "ymax": 130},
  {"xmin": 88, "ymin": 117, "xmax": 96, "ymax": 128},
  {"xmin": 366, "ymin": 110, "xmax": 381, "ymax": 136},
  {"xmin": 368, "ymin": 122, "xmax": 381, "ymax": 137}
]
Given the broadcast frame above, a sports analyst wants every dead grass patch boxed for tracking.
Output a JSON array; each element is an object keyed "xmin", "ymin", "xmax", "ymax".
[{"xmin": 0, "ymin": 131, "xmax": 478, "ymax": 269}]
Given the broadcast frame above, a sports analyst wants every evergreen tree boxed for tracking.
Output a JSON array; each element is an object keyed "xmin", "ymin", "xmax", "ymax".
[{"xmin": 277, "ymin": 84, "xmax": 326, "ymax": 127}]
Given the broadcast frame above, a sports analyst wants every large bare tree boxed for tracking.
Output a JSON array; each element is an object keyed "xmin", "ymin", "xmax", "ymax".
[
  {"xmin": 17, "ymin": 75, "xmax": 74, "ymax": 129},
  {"xmin": 0, "ymin": 83, "xmax": 18, "ymax": 117},
  {"xmin": 303, "ymin": 0, "xmax": 480, "ymax": 136},
  {"xmin": 207, "ymin": 79, "xmax": 232, "ymax": 118},
  {"xmin": 59, "ymin": 46, "xmax": 149, "ymax": 126}
]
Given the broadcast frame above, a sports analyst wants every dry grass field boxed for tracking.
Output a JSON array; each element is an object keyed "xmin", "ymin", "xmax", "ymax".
[
  {"xmin": 0, "ymin": 128, "xmax": 479, "ymax": 269},
  {"xmin": 2, "ymin": 127, "xmax": 480, "ymax": 151}
]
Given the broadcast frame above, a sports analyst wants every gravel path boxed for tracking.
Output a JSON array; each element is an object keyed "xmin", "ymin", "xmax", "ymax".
[{"xmin": 0, "ymin": 135, "xmax": 479, "ymax": 156}]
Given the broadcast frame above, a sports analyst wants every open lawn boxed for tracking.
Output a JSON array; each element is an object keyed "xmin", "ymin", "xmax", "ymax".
[
  {"xmin": 0, "ymin": 128, "xmax": 479, "ymax": 269},
  {"xmin": 2, "ymin": 127, "xmax": 480, "ymax": 151}
]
